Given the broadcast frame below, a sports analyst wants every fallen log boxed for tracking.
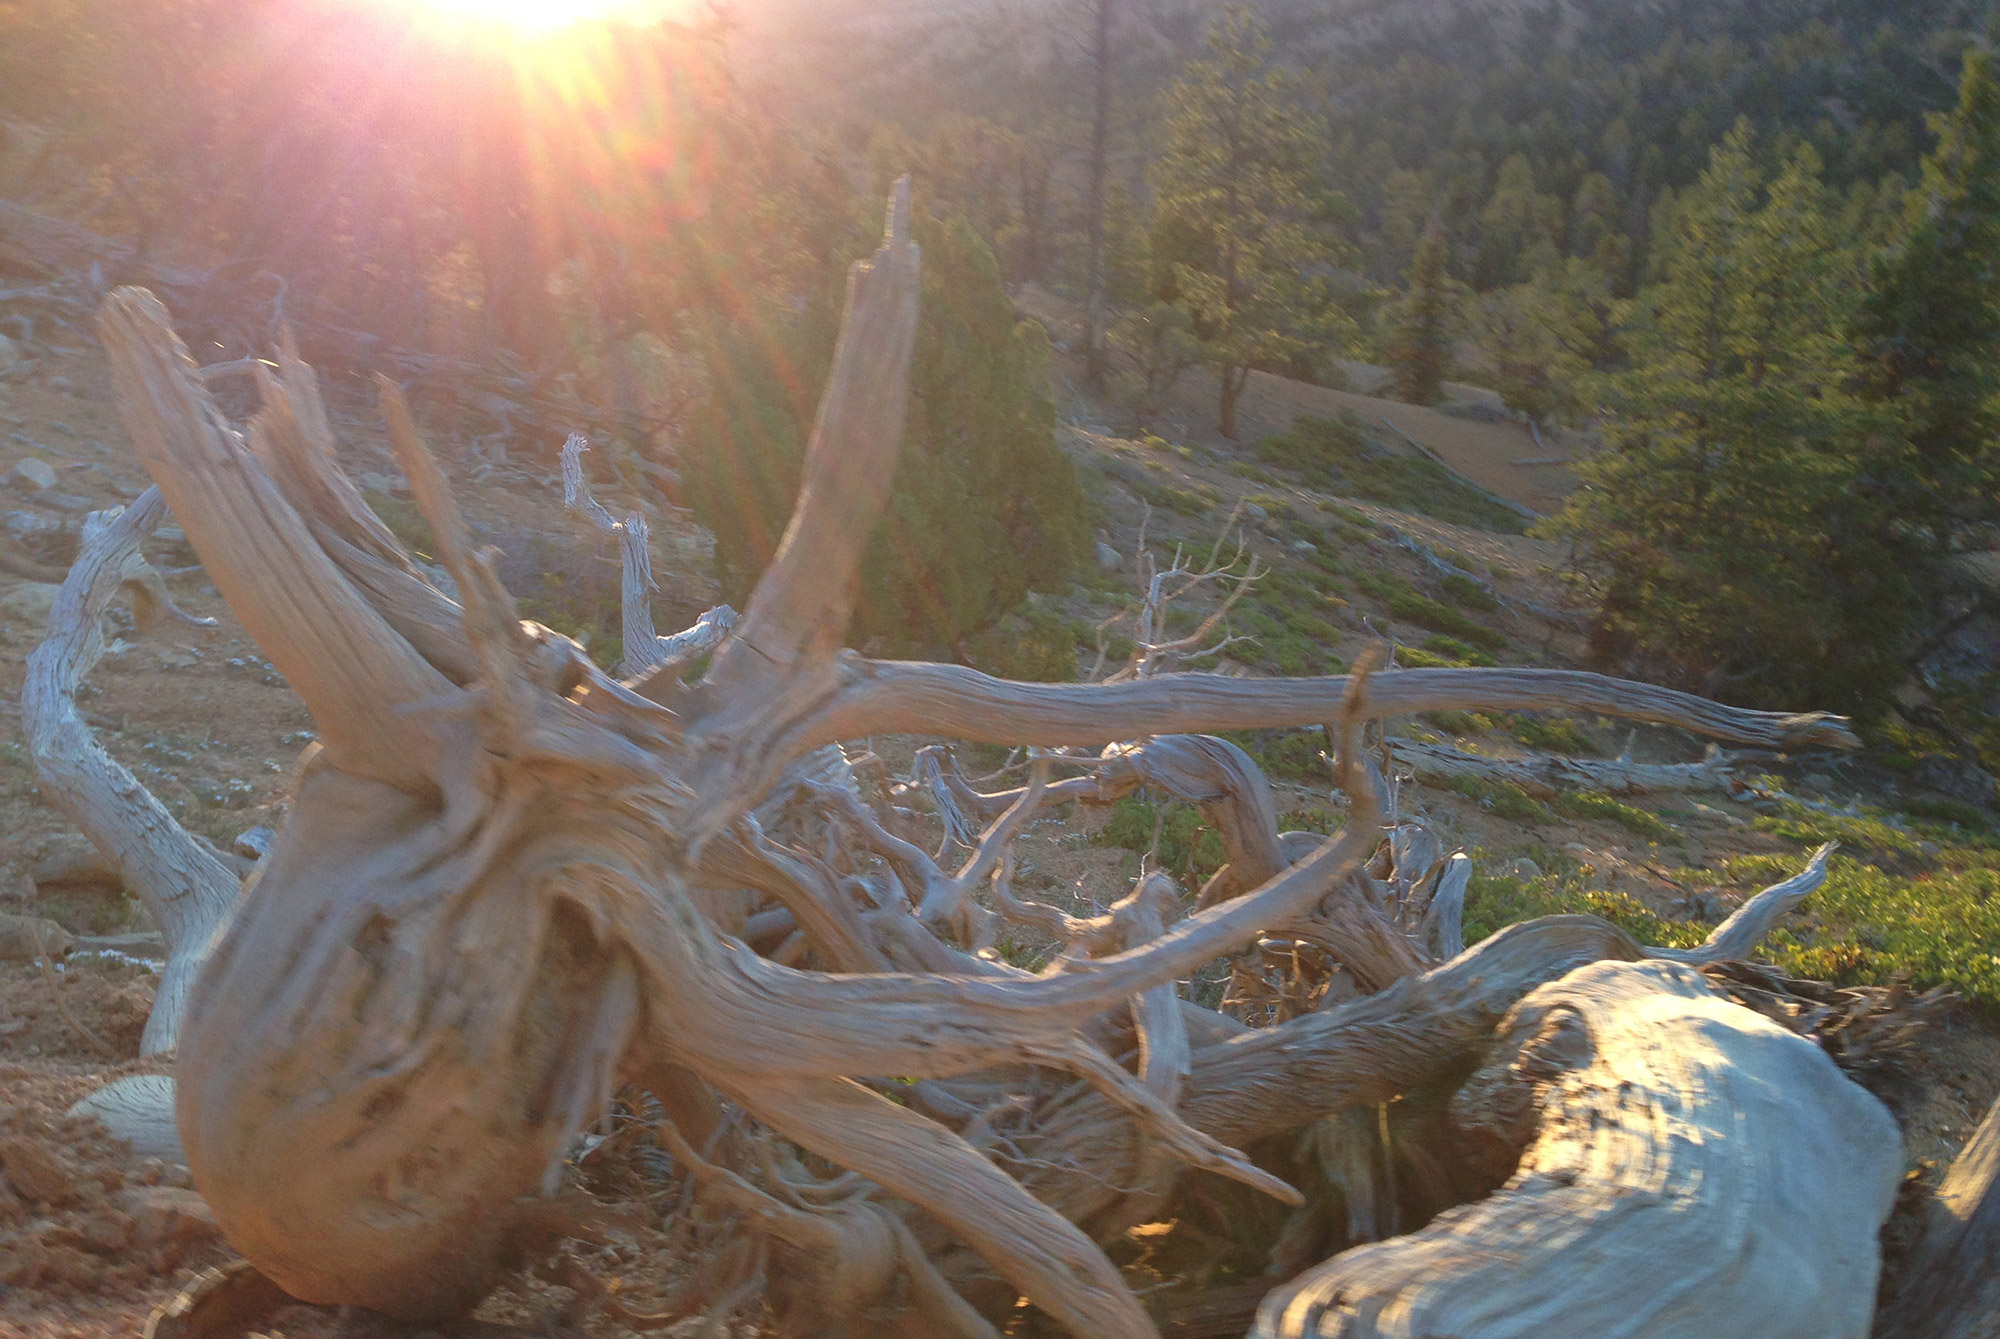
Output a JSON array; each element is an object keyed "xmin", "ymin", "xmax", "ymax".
[
  {"xmin": 1255, "ymin": 958, "xmax": 1903, "ymax": 1339},
  {"xmin": 1387, "ymin": 735, "xmax": 1732, "ymax": 799}
]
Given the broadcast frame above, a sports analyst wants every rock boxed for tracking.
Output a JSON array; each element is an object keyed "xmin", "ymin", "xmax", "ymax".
[
  {"xmin": 0, "ymin": 1136, "xmax": 78, "ymax": 1206},
  {"xmin": 0, "ymin": 579, "xmax": 60, "ymax": 627},
  {"xmin": 0, "ymin": 912, "xmax": 73, "ymax": 961},
  {"xmin": 1243, "ymin": 502, "xmax": 1269, "ymax": 522},
  {"xmin": 30, "ymin": 832, "xmax": 120, "ymax": 891},
  {"xmin": 1291, "ymin": 540, "xmax": 1317, "ymax": 553},
  {"xmin": 44, "ymin": 491, "xmax": 96, "ymax": 511},
  {"xmin": 9, "ymin": 456, "xmax": 56, "ymax": 490},
  {"xmin": 1914, "ymin": 755, "xmax": 1998, "ymax": 810},
  {"xmin": 116, "ymin": 1186, "xmax": 219, "ymax": 1249},
  {"xmin": 233, "ymin": 826, "xmax": 275, "ymax": 860},
  {"xmin": 0, "ymin": 332, "xmax": 18, "ymax": 370},
  {"xmin": 3, "ymin": 508, "xmax": 64, "ymax": 537},
  {"xmin": 1496, "ymin": 857, "xmax": 1542, "ymax": 882},
  {"xmin": 1919, "ymin": 840, "xmax": 1942, "ymax": 858},
  {"xmin": 73, "ymin": 1209, "xmax": 136, "ymax": 1254},
  {"xmin": 1800, "ymin": 772, "xmax": 1835, "ymax": 792},
  {"xmin": 1095, "ymin": 541, "xmax": 1123, "ymax": 573}
]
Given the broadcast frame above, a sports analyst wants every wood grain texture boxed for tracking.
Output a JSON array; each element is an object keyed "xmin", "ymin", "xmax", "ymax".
[{"xmin": 1254, "ymin": 959, "xmax": 1902, "ymax": 1339}]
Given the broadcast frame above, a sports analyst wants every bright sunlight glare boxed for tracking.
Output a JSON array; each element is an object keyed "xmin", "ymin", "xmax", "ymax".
[{"xmin": 405, "ymin": 0, "xmax": 682, "ymax": 35}]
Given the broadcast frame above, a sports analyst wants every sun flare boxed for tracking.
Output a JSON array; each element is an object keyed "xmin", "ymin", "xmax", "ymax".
[{"xmin": 405, "ymin": 0, "xmax": 681, "ymax": 35}]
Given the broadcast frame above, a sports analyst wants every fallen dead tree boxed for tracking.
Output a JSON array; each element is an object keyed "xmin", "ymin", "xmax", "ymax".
[
  {"xmin": 34, "ymin": 183, "xmax": 1980, "ymax": 1335},
  {"xmin": 1386, "ymin": 735, "xmax": 1734, "ymax": 799},
  {"xmin": 1256, "ymin": 958, "xmax": 1902, "ymax": 1339}
]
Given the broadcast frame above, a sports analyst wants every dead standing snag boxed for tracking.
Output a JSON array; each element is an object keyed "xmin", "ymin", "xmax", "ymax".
[{"xmin": 72, "ymin": 180, "xmax": 1910, "ymax": 1336}]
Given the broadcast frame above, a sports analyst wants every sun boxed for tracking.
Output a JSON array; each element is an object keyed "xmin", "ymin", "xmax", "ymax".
[{"xmin": 406, "ymin": 0, "xmax": 682, "ymax": 35}]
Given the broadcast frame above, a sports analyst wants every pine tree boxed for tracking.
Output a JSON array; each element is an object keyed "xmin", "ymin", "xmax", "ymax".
[
  {"xmin": 1150, "ymin": 6, "xmax": 1350, "ymax": 438},
  {"xmin": 1547, "ymin": 124, "xmax": 1901, "ymax": 711},
  {"xmin": 1852, "ymin": 47, "xmax": 2000, "ymax": 526},
  {"xmin": 684, "ymin": 207, "xmax": 1087, "ymax": 652},
  {"xmin": 1388, "ymin": 220, "xmax": 1455, "ymax": 404}
]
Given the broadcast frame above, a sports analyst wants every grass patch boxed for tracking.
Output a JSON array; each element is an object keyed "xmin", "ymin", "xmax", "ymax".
[{"xmin": 1251, "ymin": 413, "xmax": 1529, "ymax": 533}]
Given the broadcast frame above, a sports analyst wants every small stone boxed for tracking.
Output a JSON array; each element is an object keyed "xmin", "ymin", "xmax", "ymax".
[
  {"xmin": 1497, "ymin": 857, "xmax": 1542, "ymax": 882},
  {"xmin": 1919, "ymin": 840, "xmax": 1942, "ymax": 858},
  {"xmin": 233, "ymin": 826, "xmax": 276, "ymax": 860},
  {"xmin": 1800, "ymin": 772, "xmax": 1834, "ymax": 792},
  {"xmin": 1095, "ymin": 541, "xmax": 1123, "ymax": 573},
  {"xmin": 1291, "ymin": 540, "xmax": 1317, "ymax": 553},
  {"xmin": 0, "ymin": 332, "xmax": 18, "ymax": 371},
  {"xmin": 1243, "ymin": 502, "xmax": 1269, "ymax": 522},
  {"xmin": 10, "ymin": 456, "xmax": 56, "ymax": 491},
  {"xmin": 117, "ymin": 1185, "xmax": 218, "ymax": 1248},
  {"xmin": 44, "ymin": 492, "xmax": 95, "ymax": 511},
  {"xmin": 3, "ymin": 508, "xmax": 63, "ymax": 537},
  {"xmin": 0, "ymin": 1137, "xmax": 78, "ymax": 1207},
  {"xmin": 0, "ymin": 912, "xmax": 73, "ymax": 961}
]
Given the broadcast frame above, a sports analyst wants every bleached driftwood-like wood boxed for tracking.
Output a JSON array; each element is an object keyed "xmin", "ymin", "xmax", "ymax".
[
  {"xmin": 559, "ymin": 431, "xmax": 738, "ymax": 676},
  {"xmin": 79, "ymin": 174, "xmax": 1880, "ymax": 1339},
  {"xmin": 21, "ymin": 487, "xmax": 237, "ymax": 1054},
  {"xmin": 1878, "ymin": 1095, "xmax": 2000, "ymax": 1339},
  {"xmin": 1254, "ymin": 958, "xmax": 1903, "ymax": 1339},
  {"xmin": 1387, "ymin": 736, "xmax": 1733, "ymax": 799},
  {"xmin": 67, "ymin": 1074, "xmax": 186, "ymax": 1161}
]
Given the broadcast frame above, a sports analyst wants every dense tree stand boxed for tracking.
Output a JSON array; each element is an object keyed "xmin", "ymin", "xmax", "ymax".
[{"xmin": 45, "ymin": 186, "xmax": 1985, "ymax": 1337}]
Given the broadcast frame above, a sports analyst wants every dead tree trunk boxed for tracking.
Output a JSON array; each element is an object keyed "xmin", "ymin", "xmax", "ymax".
[
  {"xmin": 1255, "ymin": 958, "xmax": 1902, "ymax": 1339},
  {"xmin": 62, "ymin": 183, "xmax": 1907, "ymax": 1337},
  {"xmin": 20, "ymin": 486, "xmax": 237, "ymax": 1055}
]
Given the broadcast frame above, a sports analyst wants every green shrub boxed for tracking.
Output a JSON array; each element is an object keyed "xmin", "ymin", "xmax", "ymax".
[
  {"xmin": 1386, "ymin": 591, "xmax": 1508, "ymax": 652},
  {"xmin": 1902, "ymin": 795, "xmax": 1993, "ymax": 830},
  {"xmin": 1420, "ymin": 634, "xmax": 1497, "ymax": 667},
  {"xmin": 1438, "ymin": 572, "xmax": 1499, "ymax": 611},
  {"xmin": 1507, "ymin": 713, "xmax": 1595, "ymax": 755},
  {"xmin": 965, "ymin": 606, "xmax": 1083, "ymax": 682},
  {"xmin": 1097, "ymin": 794, "xmax": 1226, "ymax": 884},
  {"xmin": 363, "ymin": 489, "xmax": 436, "ymax": 560},
  {"xmin": 1724, "ymin": 853, "xmax": 2000, "ymax": 1011},
  {"xmin": 1446, "ymin": 774, "xmax": 1555, "ymax": 823},
  {"xmin": 1421, "ymin": 709, "xmax": 1494, "ymax": 736},
  {"xmin": 1552, "ymin": 789, "xmax": 1672, "ymax": 840},
  {"xmin": 1462, "ymin": 874, "xmax": 1706, "ymax": 952}
]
